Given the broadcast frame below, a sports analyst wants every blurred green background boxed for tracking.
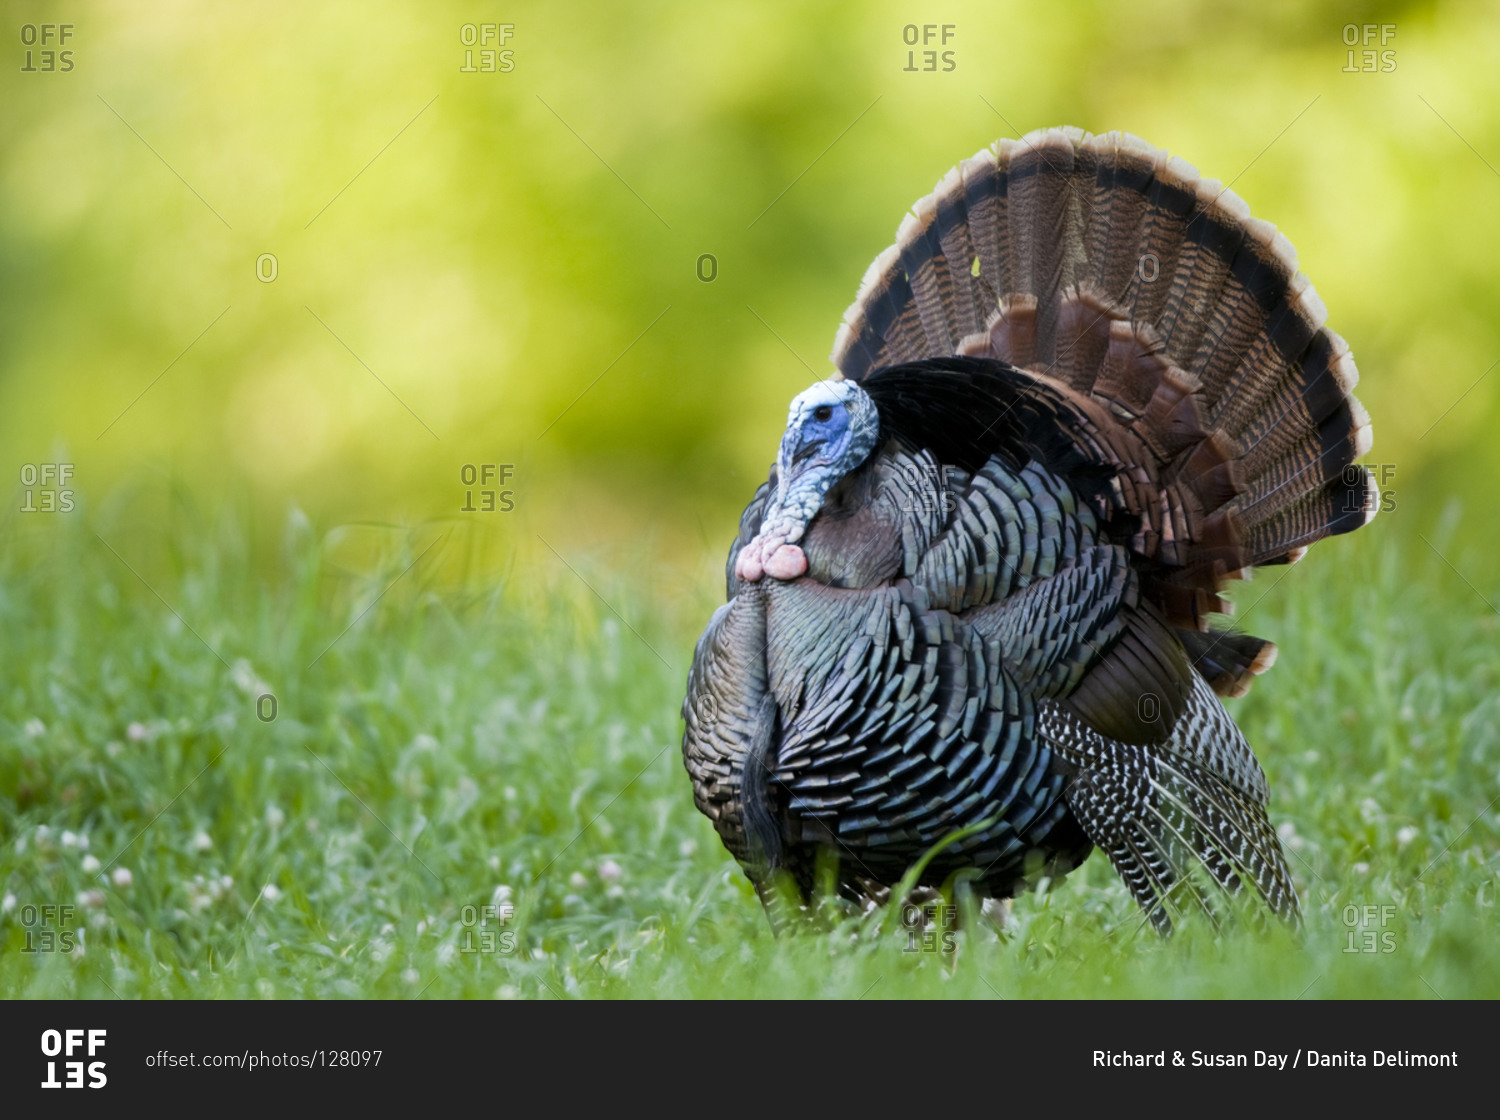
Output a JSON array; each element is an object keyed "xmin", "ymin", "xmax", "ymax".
[
  {"xmin": 3, "ymin": 0, "xmax": 1500, "ymax": 1001},
  {"xmin": 3, "ymin": 0, "xmax": 1498, "ymax": 580}
]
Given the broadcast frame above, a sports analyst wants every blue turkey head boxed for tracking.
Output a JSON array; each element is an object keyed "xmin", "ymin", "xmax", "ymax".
[{"xmin": 735, "ymin": 379, "xmax": 879, "ymax": 582}]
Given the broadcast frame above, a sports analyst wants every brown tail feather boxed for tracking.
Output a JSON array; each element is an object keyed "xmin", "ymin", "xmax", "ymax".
[
  {"xmin": 832, "ymin": 126, "xmax": 1376, "ymax": 628},
  {"xmin": 1178, "ymin": 628, "xmax": 1278, "ymax": 698}
]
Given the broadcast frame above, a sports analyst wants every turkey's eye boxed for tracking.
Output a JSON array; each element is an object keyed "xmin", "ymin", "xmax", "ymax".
[{"xmin": 813, "ymin": 406, "xmax": 833, "ymax": 422}]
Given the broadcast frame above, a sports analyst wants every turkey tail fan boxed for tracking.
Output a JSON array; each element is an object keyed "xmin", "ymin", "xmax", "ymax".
[{"xmin": 831, "ymin": 127, "xmax": 1377, "ymax": 642}]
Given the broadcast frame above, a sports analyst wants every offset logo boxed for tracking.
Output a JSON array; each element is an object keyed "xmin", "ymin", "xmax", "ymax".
[
  {"xmin": 459, "ymin": 23, "xmax": 514, "ymax": 73},
  {"xmin": 40, "ymin": 1029, "xmax": 107, "ymax": 1089},
  {"xmin": 901, "ymin": 24, "xmax": 956, "ymax": 72},
  {"xmin": 19, "ymin": 902, "xmax": 77, "ymax": 953},
  {"xmin": 20, "ymin": 463, "xmax": 76, "ymax": 513},
  {"xmin": 460, "ymin": 463, "xmax": 516, "ymax": 512},
  {"xmin": 19, "ymin": 23, "xmax": 76, "ymax": 73}
]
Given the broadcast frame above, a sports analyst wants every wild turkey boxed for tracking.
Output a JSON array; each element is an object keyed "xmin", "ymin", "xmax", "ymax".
[{"xmin": 681, "ymin": 127, "xmax": 1376, "ymax": 935}]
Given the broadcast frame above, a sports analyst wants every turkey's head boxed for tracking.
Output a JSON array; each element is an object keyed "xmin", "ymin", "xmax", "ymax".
[{"xmin": 734, "ymin": 378, "xmax": 879, "ymax": 583}]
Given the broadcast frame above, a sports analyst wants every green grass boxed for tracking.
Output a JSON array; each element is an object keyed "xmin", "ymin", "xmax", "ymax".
[{"xmin": 2, "ymin": 499, "xmax": 1498, "ymax": 999}]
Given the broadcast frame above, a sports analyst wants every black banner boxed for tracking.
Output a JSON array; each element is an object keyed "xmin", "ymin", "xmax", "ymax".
[{"xmin": 0, "ymin": 998, "xmax": 1481, "ymax": 1106}]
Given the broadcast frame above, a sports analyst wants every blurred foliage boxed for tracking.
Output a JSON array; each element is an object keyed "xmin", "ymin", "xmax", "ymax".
[
  {"xmin": 3, "ymin": 1, "xmax": 1500, "ymax": 1001},
  {"xmin": 3, "ymin": 0, "xmax": 1499, "ymax": 584},
  {"xmin": 1, "ymin": 501, "xmax": 1497, "ymax": 999}
]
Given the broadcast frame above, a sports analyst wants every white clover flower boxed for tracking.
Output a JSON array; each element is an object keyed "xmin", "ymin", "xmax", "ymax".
[
  {"xmin": 111, "ymin": 868, "xmax": 133, "ymax": 888},
  {"xmin": 260, "ymin": 883, "xmax": 282, "ymax": 903},
  {"xmin": 569, "ymin": 871, "xmax": 589, "ymax": 890},
  {"xmin": 61, "ymin": 830, "xmax": 79, "ymax": 849},
  {"xmin": 1, "ymin": 892, "xmax": 15, "ymax": 914},
  {"xmin": 401, "ymin": 968, "xmax": 421, "ymax": 986},
  {"xmin": 23, "ymin": 718, "xmax": 45, "ymax": 737},
  {"xmin": 77, "ymin": 889, "xmax": 106, "ymax": 909},
  {"xmin": 81, "ymin": 855, "xmax": 101, "ymax": 874},
  {"xmin": 492, "ymin": 885, "xmax": 512, "ymax": 906},
  {"xmin": 1396, "ymin": 825, "xmax": 1418, "ymax": 846},
  {"xmin": 678, "ymin": 839, "xmax": 697, "ymax": 858},
  {"xmin": 598, "ymin": 859, "xmax": 624, "ymax": 884},
  {"xmin": 127, "ymin": 722, "xmax": 149, "ymax": 741},
  {"xmin": 1352, "ymin": 861, "xmax": 1371, "ymax": 875},
  {"xmin": 265, "ymin": 805, "xmax": 285, "ymax": 830},
  {"xmin": 190, "ymin": 831, "xmax": 213, "ymax": 853},
  {"xmin": 231, "ymin": 659, "xmax": 259, "ymax": 693}
]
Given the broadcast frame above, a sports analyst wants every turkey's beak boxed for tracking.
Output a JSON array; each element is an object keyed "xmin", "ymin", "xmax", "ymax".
[
  {"xmin": 788, "ymin": 438, "xmax": 826, "ymax": 468},
  {"xmin": 776, "ymin": 428, "xmax": 822, "ymax": 496}
]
